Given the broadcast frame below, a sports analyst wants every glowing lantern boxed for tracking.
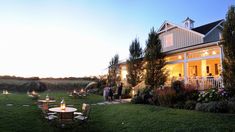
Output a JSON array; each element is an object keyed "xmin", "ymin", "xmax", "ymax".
[
  {"xmin": 60, "ymin": 99, "xmax": 66, "ymax": 110},
  {"xmin": 32, "ymin": 90, "xmax": 36, "ymax": 95},
  {"xmin": 46, "ymin": 94, "xmax": 49, "ymax": 101},
  {"xmin": 73, "ymin": 89, "xmax": 77, "ymax": 93},
  {"xmin": 80, "ymin": 89, "xmax": 84, "ymax": 93},
  {"xmin": 5, "ymin": 90, "xmax": 8, "ymax": 94}
]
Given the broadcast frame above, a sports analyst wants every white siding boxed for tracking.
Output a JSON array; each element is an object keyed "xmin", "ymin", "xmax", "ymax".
[
  {"xmin": 204, "ymin": 27, "xmax": 222, "ymax": 43},
  {"xmin": 159, "ymin": 28, "xmax": 203, "ymax": 52}
]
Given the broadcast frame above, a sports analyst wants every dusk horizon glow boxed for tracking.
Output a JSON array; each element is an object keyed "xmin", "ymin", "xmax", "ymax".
[{"xmin": 0, "ymin": 0, "xmax": 233, "ymax": 77}]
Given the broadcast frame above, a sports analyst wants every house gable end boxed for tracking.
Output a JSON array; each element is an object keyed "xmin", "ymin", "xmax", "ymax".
[{"xmin": 158, "ymin": 21, "xmax": 204, "ymax": 52}]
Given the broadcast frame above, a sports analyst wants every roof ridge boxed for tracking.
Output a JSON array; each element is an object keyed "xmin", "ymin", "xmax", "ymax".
[
  {"xmin": 191, "ymin": 19, "xmax": 224, "ymax": 35},
  {"xmin": 192, "ymin": 19, "xmax": 224, "ymax": 29}
]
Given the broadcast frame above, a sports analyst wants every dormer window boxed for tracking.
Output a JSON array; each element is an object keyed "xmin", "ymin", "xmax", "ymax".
[{"xmin": 164, "ymin": 34, "xmax": 173, "ymax": 48}]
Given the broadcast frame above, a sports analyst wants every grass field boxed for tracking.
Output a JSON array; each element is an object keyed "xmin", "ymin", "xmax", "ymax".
[{"xmin": 0, "ymin": 92, "xmax": 235, "ymax": 132}]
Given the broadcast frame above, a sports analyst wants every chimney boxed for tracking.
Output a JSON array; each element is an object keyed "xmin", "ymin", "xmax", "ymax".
[{"xmin": 183, "ymin": 17, "xmax": 195, "ymax": 29}]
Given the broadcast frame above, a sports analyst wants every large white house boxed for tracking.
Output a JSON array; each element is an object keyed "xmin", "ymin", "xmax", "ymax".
[{"xmin": 119, "ymin": 18, "xmax": 224, "ymax": 90}]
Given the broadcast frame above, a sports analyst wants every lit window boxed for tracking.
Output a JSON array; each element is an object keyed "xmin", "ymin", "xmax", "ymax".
[{"xmin": 164, "ymin": 34, "xmax": 173, "ymax": 47}]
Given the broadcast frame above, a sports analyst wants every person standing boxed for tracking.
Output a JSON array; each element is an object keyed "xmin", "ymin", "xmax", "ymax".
[
  {"xmin": 103, "ymin": 84, "xmax": 109, "ymax": 101},
  {"xmin": 117, "ymin": 83, "xmax": 123, "ymax": 101},
  {"xmin": 108, "ymin": 87, "xmax": 113, "ymax": 101}
]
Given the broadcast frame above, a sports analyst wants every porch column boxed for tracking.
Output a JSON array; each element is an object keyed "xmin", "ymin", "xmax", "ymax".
[
  {"xmin": 183, "ymin": 52, "xmax": 188, "ymax": 83},
  {"xmin": 219, "ymin": 45, "xmax": 224, "ymax": 72},
  {"xmin": 201, "ymin": 60, "xmax": 207, "ymax": 77}
]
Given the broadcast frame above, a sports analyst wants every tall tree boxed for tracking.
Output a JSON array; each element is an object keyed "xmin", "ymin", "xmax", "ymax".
[
  {"xmin": 144, "ymin": 27, "xmax": 167, "ymax": 89},
  {"xmin": 127, "ymin": 38, "xmax": 144, "ymax": 87},
  {"xmin": 108, "ymin": 54, "xmax": 119, "ymax": 86},
  {"xmin": 222, "ymin": 5, "xmax": 235, "ymax": 95}
]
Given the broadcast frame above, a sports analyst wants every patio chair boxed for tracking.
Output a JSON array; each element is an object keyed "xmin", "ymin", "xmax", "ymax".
[
  {"xmin": 45, "ymin": 114, "xmax": 58, "ymax": 121},
  {"xmin": 74, "ymin": 103, "xmax": 91, "ymax": 123}
]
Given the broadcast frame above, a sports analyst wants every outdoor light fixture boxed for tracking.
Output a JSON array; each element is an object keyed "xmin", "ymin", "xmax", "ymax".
[
  {"xmin": 132, "ymin": 88, "xmax": 135, "ymax": 97},
  {"xmin": 60, "ymin": 99, "xmax": 66, "ymax": 110},
  {"xmin": 212, "ymin": 51, "xmax": 216, "ymax": 55},
  {"xmin": 202, "ymin": 50, "xmax": 209, "ymax": 56},
  {"xmin": 178, "ymin": 55, "xmax": 182, "ymax": 59},
  {"xmin": 32, "ymin": 90, "xmax": 36, "ymax": 95}
]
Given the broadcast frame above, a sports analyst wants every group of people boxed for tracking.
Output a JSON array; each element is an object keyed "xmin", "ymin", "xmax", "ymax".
[
  {"xmin": 103, "ymin": 83, "xmax": 123, "ymax": 102},
  {"xmin": 176, "ymin": 73, "xmax": 222, "ymax": 80}
]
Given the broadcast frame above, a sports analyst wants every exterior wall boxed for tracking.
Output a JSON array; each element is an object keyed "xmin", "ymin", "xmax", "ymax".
[
  {"xmin": 119, "ymin": 64, "xmax": 128, "ymax": 85},
  {"xmin": 204, "ymin": 27, "xmax": 222, "ymax": 43},
  {"xmin": 159, "ymin": 28, "xmax": 203, "ymax": 52}
]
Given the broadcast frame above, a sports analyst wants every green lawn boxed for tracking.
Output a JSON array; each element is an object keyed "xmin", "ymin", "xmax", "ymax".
[{"xmin": 0, "ymin": 92, "xmax": 235, "ymax": 132}]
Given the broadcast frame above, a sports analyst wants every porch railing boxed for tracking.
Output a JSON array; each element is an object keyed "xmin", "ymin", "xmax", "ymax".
[
  {"xmin": 167, "ymin": 77, "xmax": 223, "ymax": 91},
  {"xmin": 186, "ymin": 78, "xmax": 223, "ymax": 90}
]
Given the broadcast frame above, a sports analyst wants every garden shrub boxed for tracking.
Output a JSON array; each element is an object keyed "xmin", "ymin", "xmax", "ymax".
[
  {"xmin": 195, "ymin": 101, "xmax": 228, "ymax": 113},
  {"xmin": 131, "ymin": 95, "xmax": 144, "ymax": 104},
  {"xmin": 197, "ymin": 88, "xmax": 228, "ymax": 103},
  {"xmin": 173, "ymin": 101, "xmax": 185, "ymax": 109},
  {"xmin": 156, "ymin": 87, "xmax": 176, "ymax": 107},
  {"xmin": 131, "ymin": 86, "xmax": 154, "ymax": 104},
  {"xmin": 122, "ymin": 87, "xmax": 132, "ymax": 99},
  {"xmin": 228, "ymin": 101, "xmax": 235, "ymax": 113},
  {"xmin": 183, "ymin": 84, "xmax": 199, "ymax": 100},
  {"xmin": 195, "ymin": 103, "xmax": 206, "ymax": 111},
  {"xmin": 169, "ymin": 82, "xmax": 199, "ymax": 108},
  {"xmin": 172, "ymin": 80, "xmax": 184, "ymax": 93},
  {"xmin": 184, "ymin": 100, "xmax": 197, "ymax": 110},
  {"xmin": 217, "ymin": 101, "xmax": 228, "ymax": 113},
  {"xmin": 18, "ymin": 81, "xmax": 47, "ymax": 92}
]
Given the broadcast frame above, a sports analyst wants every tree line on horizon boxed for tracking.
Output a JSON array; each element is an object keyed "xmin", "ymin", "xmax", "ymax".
[{"xmin": 0, "ymin": 75, "xmax": 98, "ymax": 81}]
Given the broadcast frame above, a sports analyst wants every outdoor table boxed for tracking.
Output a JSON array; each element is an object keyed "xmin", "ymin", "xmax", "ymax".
[
  {"xmin": 2, "ymin": 92, "xmax": 11, "ymax": 99},
  {"xmin": 49, "ymin": 107, "xmax": 77, "ymax": 121},
  {"xmin": 38, "ymin": 99, "xmax": 56, "ymax": 111},
  {"xmin": 2, "ymin": 93, "xmax": 11, "ymax": 95}
]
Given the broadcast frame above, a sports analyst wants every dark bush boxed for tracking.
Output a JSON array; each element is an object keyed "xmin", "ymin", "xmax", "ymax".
[
  {"xmin": 19, "ymin": 81, "xmax": 47, "ymax": 92},
  {"xmin": 131, "ymin": 95, "xmax": 144, "ymax": 104},
  {"xmin": 173, "ymin": 101, "xmax": 185, "ymax": 109},
  {"xmin": 172, "ymin": 80, "xmax": 184, "ymax": 93},
  {"xmin": 131, "ymin": 86, "xmax": 154, "ymax": 104},
  {"xmin": 184, "ymin": 100, "xmax": 197, "ymax": 110},
  {"xmin": 217, "ymin": 101, "xmax": 228, "ymax": 113},
  {"xmin": 156, "ymin": 87, "xmax": 176, "ymax": 107},
  {"xmin": 195, "ymin": 101, "xmax": 229, "ymax": 113},
  {"xmin": 228, "ymin": 101, "xmax": 235, "ymax": 113},
  {"xmin": 121, "ymin": 87, "xmax": 132, "ymax": 99}
]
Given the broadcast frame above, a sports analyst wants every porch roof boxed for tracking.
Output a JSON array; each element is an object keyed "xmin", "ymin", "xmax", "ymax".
[{"xmin": 164, "ymin": 41, "xmax": 220, "ymax": 55}]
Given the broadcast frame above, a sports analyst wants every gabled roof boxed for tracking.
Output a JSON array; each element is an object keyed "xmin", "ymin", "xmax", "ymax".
[
  {"xmin": 157, "ymin": 21, "xmax": 205, "ymax": 37},
  {"xmin": 192, "ymin": 19, "xmax": 224, "ymax": 35},
  {"xmin": 157, "ymin": 19, "xmax": 224, "ymax": 38}
]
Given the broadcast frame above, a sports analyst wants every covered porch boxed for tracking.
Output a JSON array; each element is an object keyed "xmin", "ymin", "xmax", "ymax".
[{"xmin": 165, "ymin": 45, "xmax": 223, "ymax": 90}]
